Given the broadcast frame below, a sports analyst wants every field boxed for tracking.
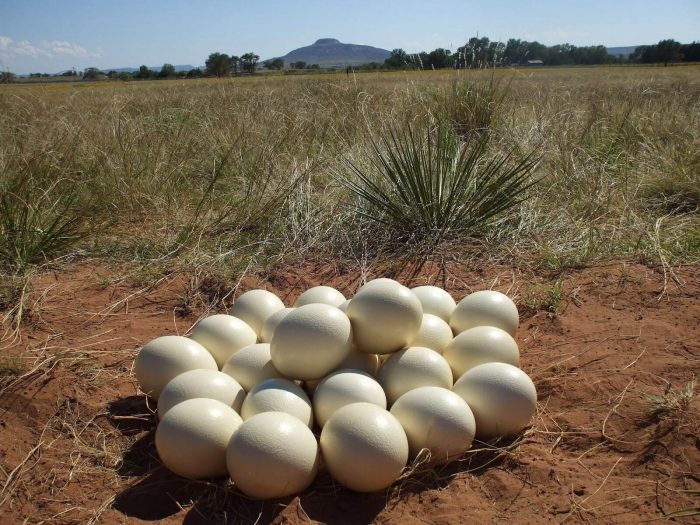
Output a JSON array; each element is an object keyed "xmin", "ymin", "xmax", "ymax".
[{"xmin": 1, "ymin": 66, "xmax": 699, "ymax": 524}]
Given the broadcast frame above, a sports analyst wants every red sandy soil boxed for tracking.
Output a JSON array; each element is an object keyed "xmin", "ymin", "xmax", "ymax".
[{"xmin": 0, "ymin": 260, "xmax": 698, "ymax": 524}]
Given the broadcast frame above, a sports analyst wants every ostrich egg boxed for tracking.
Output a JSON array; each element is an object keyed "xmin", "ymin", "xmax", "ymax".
[
  {"xmin": 378, "ymin": 346, "xmax": 453, "ymax": 404},
  {"xmin": 230, "ymin": 289, "xmax": 285, "ymax": 336},
  {"xmin": 221, "ymin": 343, "xmax": 283, "ymax": 392},
  {"xmin": 337, "ymin": 299, "xmax": 350, "ymax": 313},
  {"xmin": 190, "ymin": 314, "xmax": 257, "ymax": 368},
  {"xmin": 155, "ymin": 398, "xmax": 242, "ymax": 479},
  {"xmin": 408, "ymin": 314, "xmax": 453, "ymax": 354},
  {"xmin": 313, "ymin": 370, "xmax": 387, "ymax": 427},
  {"xmin": 347, "ymin": 280, "xmax": 422, "ymax": 354},
  {"xmin": 443, "ymin": 326, "xmax": 520, "ymax": 378},
  {"xmin": 390, "ymin": 386, "xmax": 475, "ymax": 463},
  {"xmin": 294, "ymin": 286, "xmax": 346, "ymax": 308},
  {"xmin": 158, "ymin": 369, "xmax": 246, "ymax": 418},
  {"xmin": 226, "ymin": 412, "xmax": 318, "ymax": 500},
  {"xmin": 410, "ymin": 285, "xmax": 457, "ymax": 322},
  {"xmin": 452, "ymin": 362, "xmax": 537, "ymax": 438},
  {"xmin": 450, "ymin": 290, "xmax": 519, "ymax": 336},
  {"xmin": 270, "ymin": 303, "xmax": 352, "ymax": 380},
  {"xmin": 241, "ymin": 378, "xmax": 314, "ymax": 427},
  {"xmin": 260, "ymin": 307, "xmax": 294, "ymax": 343},
  {"xmin": 134, "ymin": 335, "xmax": 217, "ymax": 399},
  {"xmin": 320, "ymin": 403, "xmax": 408, "ymax": 492}
]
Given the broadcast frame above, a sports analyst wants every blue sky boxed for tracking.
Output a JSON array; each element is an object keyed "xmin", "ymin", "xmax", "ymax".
[{"xmin": 1, "ymin": 0, "xmax": 698, "ymax": 73}]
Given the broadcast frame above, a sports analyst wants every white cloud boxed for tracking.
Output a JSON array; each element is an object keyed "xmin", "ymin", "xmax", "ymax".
[
  {"xmin": 0, "ymin": 36, "xmax": 13, "ymax": 48},
  {"xmin": 0, "ymin": 36, "xmax": 98, "ymax": 59},
  {"xmin": 13, "ymin": 40, "xmax": 50, "ymax": 57},
  {"xmin": 45, "ymin": 40, "xmax": 99, "ymax": 58}
]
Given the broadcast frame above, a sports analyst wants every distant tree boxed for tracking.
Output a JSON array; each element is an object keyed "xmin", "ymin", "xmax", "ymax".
[
  {"xmin": 384, "ymin": 48, "xmax": 409, "ymax": 69},
  {"xmin": 290, "ymin": 60, "xmax": 306, "ymax": 69},
  {"xmin": 265, "ymin": 58, "xmax": 284, "ymax": 70},
  {"xmin": 83, "ymin": 67, "xmax": 102, "ymax": 80},
  {"xmin": 426, "ymin": 48, "xmax": 451, "ymax": 69},
  {"xmin": 680, "ymin": 41, "xmax": 700, "ymax": 62},
  {"xmin": 135, "ymin": 65, "xmax": 154, "ymax": 79},
  {"xmin": 240, "ymin": 52, "xmax": 260, "ymax": 73},
  {"xmin": 186, "ymin": 68, "xmax": 204, "ymax": 78},
  {"xmin": 656, "ymin": 39, "xmax": 684, "ymax": 65},
  {"xmin": 206, "ymin": 52, "xmax": 232, "ymax": 77},
  {"xmin": 159, "ymin": 63, "xmax": 176, "ymax": 78},
  {"xmin": 307, "ymin": 64, "xmax": 320, "ymax": 70},
  {"xmin": 230, "ymin": 55, "xmax": 240, "ymax": 75},
  {"xmin": 0, "ymin": 71, "xmax": 15, "ymax": 84}
]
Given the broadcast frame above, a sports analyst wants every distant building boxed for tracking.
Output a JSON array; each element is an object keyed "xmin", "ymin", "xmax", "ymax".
[{"xmin": 526, "ymin": 59, "xmax": 544, "ymax": 66}]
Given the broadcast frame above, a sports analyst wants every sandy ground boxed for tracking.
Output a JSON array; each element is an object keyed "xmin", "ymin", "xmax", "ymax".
[{"xmin": 0, "ymin": 260, "xmax": 698, "ymax": 524}]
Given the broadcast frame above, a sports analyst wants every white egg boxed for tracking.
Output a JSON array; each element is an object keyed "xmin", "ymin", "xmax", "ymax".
[
  {"xmin": 226, "ymin": 412, "xmax": 318, "ymax": 500},
  {"xmin": 155, "ymin": 398, "xmax": 242, "ymax": 479},
  {"xmin": 408, "ymin": 314, "xmax": 453, "ymax": 354},
  {"xmin": 241, "ymin": 378, "xmax": 313, "ymax": 427},
  {"xmin": 410, "ymin": 285, "xmax": 457, "ymax": 322},
  {"xmin": 347, "ymin": 280, "xmax": 422, "ymax": 355},
  {"xmin": 190, "ymin": 314, "xmax": 257, "ymax": 368},
  {"xmin": 158, "ymin": 369, "xmax": 245, "ymax": 418},
  {"xmin": 443, "ymin": 326, "xmax": 520, "ymax": 378},
  {"xmin": 294, "ymin": 285, "xmax": 346, "ymax": 308},
  {"xmin": 337, "ymin": 299, "xmax": 351, "ymax": 313},
  {"xmin": 260, "ymin": 307, "xmax": 294, "ymax": 344},
  {"xmin": 390, "ymin": 387, "xmax": 475, "ymax": 464},
  {"xmin": 358, "ymin": 278, "xmax": 399, "ymax": 292},
  {"xmin": 320, "ymin": 403, "xmax": 408, "ymax": 492},
  {"xmin": 450, "ymin": 290, "xmax": 519, "ymax": 336},
  {"xmin": 134, "ymin": 335, "xmax": 217, "ymax": 399},
  {"xmin": 304, "ymin": 347, "xmax": 381, "ymax": 392},
  {"xmin": 313, "ymin": 370, "xmax": 387, "ymax": 427},
  {"xmin": 270, "ymin": 303, "xmax": 352, "ymax": 380},
  {"xmin": 221, "ymin": 343, "xmax": 283, "ymax": 392},
  {"xmin": 230, "ymin": 289, "xmax": 285, "ymax": 336},
  {"xmin": 378, "ymin": 346, "xmax": 453, "ymax": 405},
  {"xmin": 452, "ymin": 362, "xmax": 537, "ymax": 438}
]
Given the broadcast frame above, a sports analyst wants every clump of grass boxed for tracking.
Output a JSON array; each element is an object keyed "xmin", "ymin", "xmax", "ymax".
[
  {"xmin": 338, "ymin": 121, "xmax": 539, "ymax": 248},
  {"xmin": 439, "ymin": 76, "xmax": 508, "ymax": 139},
  {"xmin": 521, "ymin": 282, "xmax": 565, "ymax": 313},
  {"xmin": 645, "ymin": 379, "xmax": 695, "ymax": 423}
]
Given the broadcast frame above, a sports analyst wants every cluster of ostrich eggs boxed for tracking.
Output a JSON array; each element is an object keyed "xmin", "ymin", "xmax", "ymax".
[{"xmin": 134, "ymin": 280, "xmax": 537, "ymax": 499}]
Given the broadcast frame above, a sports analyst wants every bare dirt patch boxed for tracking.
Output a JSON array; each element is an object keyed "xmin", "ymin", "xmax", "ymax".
[{"xmin": 1, "ymin": 261, "xmax": 698, "ymax": 524}]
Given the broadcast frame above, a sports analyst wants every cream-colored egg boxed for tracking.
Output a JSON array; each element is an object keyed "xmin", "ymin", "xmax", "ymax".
[
  {"xmin": 241, "ymin": 378, "xmax": 313, "ymax": 427},
  {"xmin": 294, "ymin": 286, "xmax": 346, "ymax": 308},
  {"xmin": 410, "ymin": 286, "xmax": 457, "ymax": 322},
  {"xmin": 378, "ymin": 346, "xmax": 453, "ymax": 405},
  {"xmin": 313, "ymin": 370, "xmax": 387, "ymax": 427},
  {"xmin": 304, "ymin": 347, "xmax": 381, "ymax": 392},
  {"xmin": 134, "ymin": 336, "xmax": 217, "ymax": 399},
  {"xmin": 158, "ymin": 369, "xmax": 245, "ymax": 419},
  {"xmin": 358, "ymin": 278, "xmax": 399, "ymax": 291},
  {"xmin": 270, "ymin": 303, "xmax": 352, "ymax": 380},
  {"xmin": 320, "ymin": 403, "xmax": 408, "ymax": 492},
  {"xmin": 408, "ymin": 314, "xmax": 453, "ymax": 354},
  {"xmin": 347, "ymin": 280, "xmax": 422, "ymax": 355},
  {"xmin": 443, "ymin": 326, "xmax": 520, "ymax": 378},
  {"xmin": 390, "ymin": 387, "xmax": 475, "ymax": 464},
  {"xmin": 221, "ymin": 343, "xmax": 283, "ymax": 392},
  {"xmin": 190, "ymin": 314, "xmax": 257, "ymax": 368},
  {"xmin": 260, "ymin": 307, "xmax": 294, "ymax": 344},
  {"xmin": 155, "ymin": 398, "xmax": 242, "ymax": 479},
  {"xmin": 226, "ymin": 412, "xmax": 318, "ymax": 500},
  {"xmin": 337, "ymin": 299, "xmax": 350, "ymax": 313},
  {"xmin": 230, "ymin": 289, "xmax": 285, "ymax": 336},
  {"xmin": 452, "ymin": 362, "xmax": 537, "ymax": 438},
  {"xmin": 450, "ymin": 290, "xmax": 519, "ymax": 336}
]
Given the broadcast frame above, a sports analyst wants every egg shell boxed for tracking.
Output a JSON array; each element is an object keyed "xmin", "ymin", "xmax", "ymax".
[
  {"xmin": 134, "ymin": 335, "xmax": 217, "ymax": 399},
  {"xmin": 155, "ymin": 398, "xmax": 242, "ymax": 479},
  {"xmin": 410, "ymin": 286, "xmax": 457, "ymax": 322},
  {"xmin": 190, "ymin": 314, "xmax": 257, "ymax": 368},
  {"xmin": 227, "ymin": 411, "xmax": 318, "ymax": 500},
  {"xmin": 378, "ymin": 346, "xmax": 453, "ymax": 405},
  {"xmin": 452, "ymin": 362, "xmax": 537, "ymax": 438},
  {"xmin": 443, "ymin": 326, "xmax": 520, "ymax": 378},
  {"xmin": 337, "ymin": 299, "xmax": 350, "ymax": 313},
  {"xmin": 221, "ymin": 343, "xmax": 283, "ymax": 392},
  {"xmin": 294, "ymin": 285, "xmax": 347, "ymax": 308},
  {"xmin": 358, "ymin": 278, "xmax": 400, "ymax": 291},
  {"xmin": 347, "ymin": 280, "xmax": 423, "ymax": 355},
  {"xmin": 158, "ymin": 369, "xmax": 246, "ymax": 419},
  {"xmin": 241, "ymin": 378, "xmax": 314, "ymax": 427},
  {"xmin": 450, "ymin": 290, "xmax": 519, "ymax": 336},
  {"xmin": 230, "ymin": 289, "xmax": 285, "ymax": 336},
  {"xmin": 304, "ymin": 348, "xmax": 380, "ymax": 393},
  {"xmin": 320, "ymin": 403, "xmax": 408, "ymax": 492},
  {"xmin": 259, "ymin": 307, "xmax": 294, "ymax": 344},
  {"xmin": 270, "ymin": 303, "xmax": 352, "ymax": 380},
  {"xmin": 390, "ymin": 387, "xmax": 475, "ymax": 463},
  {"xmin": 408, "ymin": 314, "xmax": 453, "ymax": 354},
  {"xmin": 313, "ymin": 370, "xmax": 387, "ymax": 427}
]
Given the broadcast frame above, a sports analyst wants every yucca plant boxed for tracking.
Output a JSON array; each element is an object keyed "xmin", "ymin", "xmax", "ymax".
[{"xmin": 338, "ymin": 122, "xmax": 539, "ymax": 246}]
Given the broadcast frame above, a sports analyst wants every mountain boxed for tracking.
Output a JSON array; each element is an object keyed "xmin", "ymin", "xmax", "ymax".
[
  {"xmin": 606, "ymin": 46, "xmax": 639, "ymax": 57},
  {"xmin": 280, "ymin": 38, "xmax": 390, "ymax": 67}
]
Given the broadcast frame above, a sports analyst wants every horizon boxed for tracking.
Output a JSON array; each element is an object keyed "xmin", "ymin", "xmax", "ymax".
[{"xmin": 1, "ymin": 0, "xmax": 699, "ymax": 74}]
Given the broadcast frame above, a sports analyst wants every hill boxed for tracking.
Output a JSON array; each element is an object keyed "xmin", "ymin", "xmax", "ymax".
[
  {"xmin": 281, "ymin": 38, "xmax": 390, "ymax": 67},
  {"xmin": 606, "ymin": 46, "xmax": 639, "ymax": 57}
]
